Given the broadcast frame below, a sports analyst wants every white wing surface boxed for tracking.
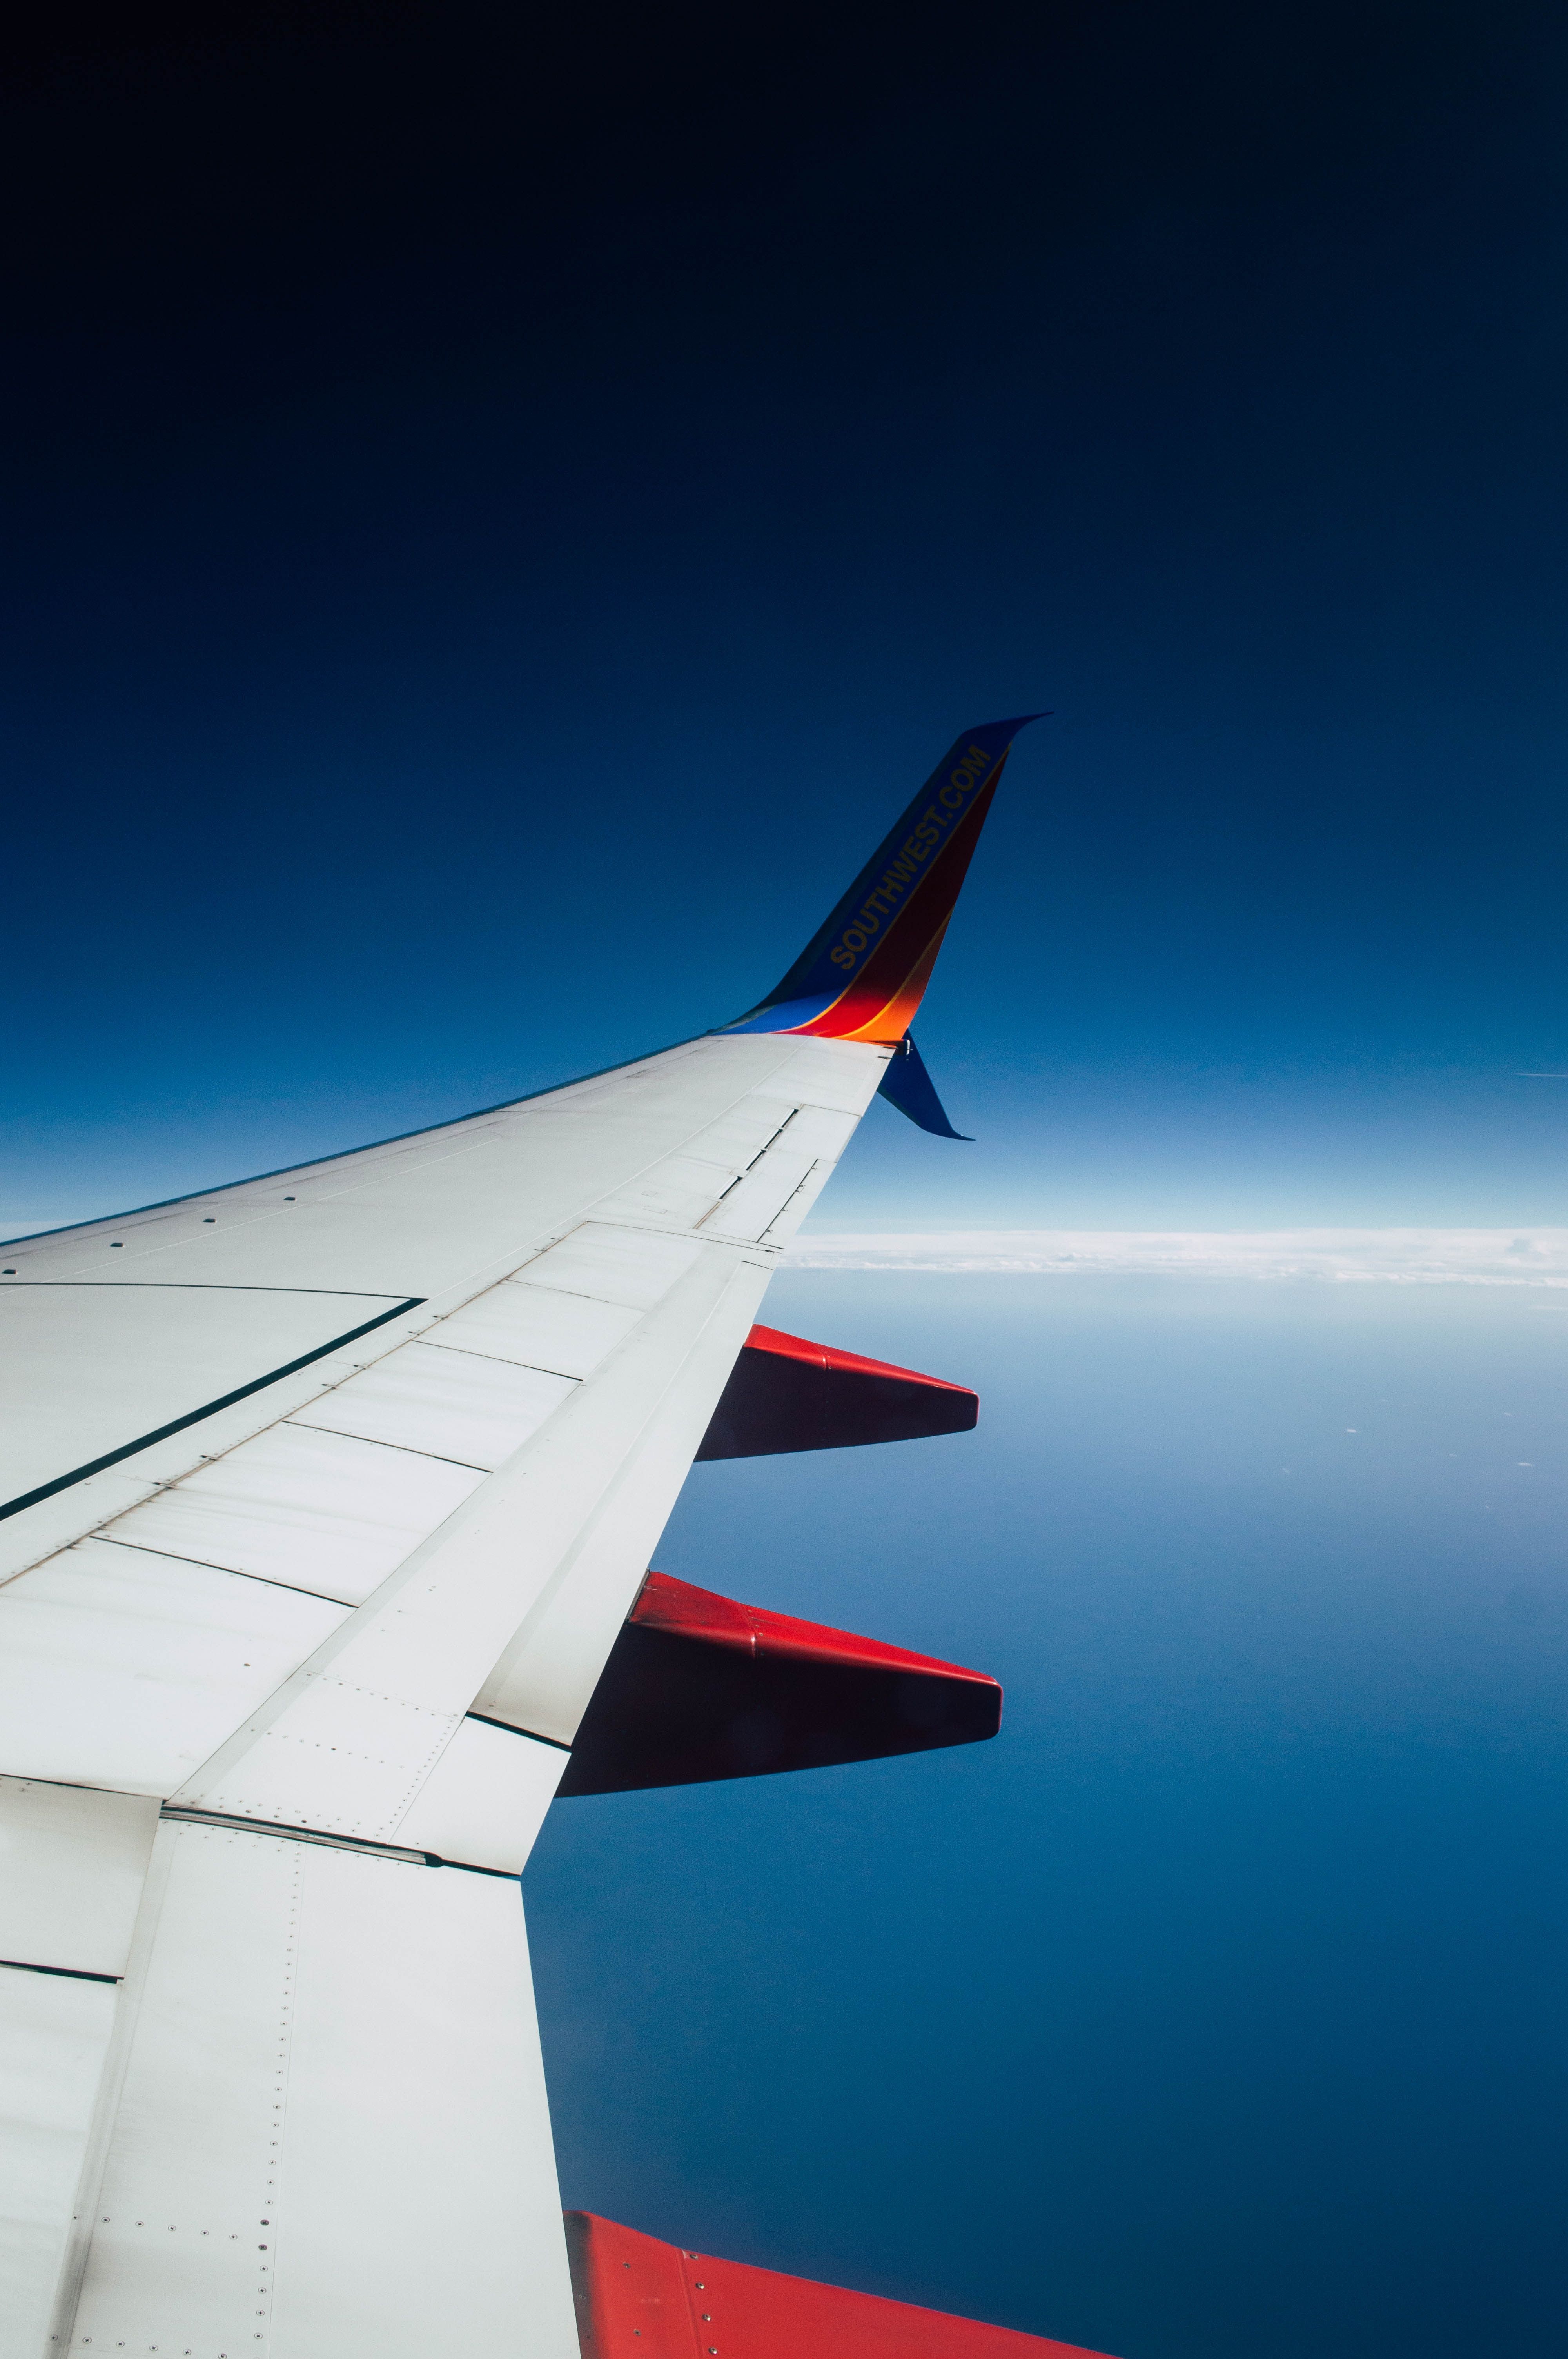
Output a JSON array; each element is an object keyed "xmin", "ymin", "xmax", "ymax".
[{"xmin": 0, "ymin": 716, "xmax": 1035, "ymax": 2359}]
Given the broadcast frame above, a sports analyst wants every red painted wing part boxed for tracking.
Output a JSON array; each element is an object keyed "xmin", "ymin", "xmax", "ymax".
[
  {"xmin": 555, "ymin": 1571, "xmax": 1001, "ymax": 1797},
  {"xmin": 695, "ymin": 1323, "xmax": 978, "ymax": 1460},
  {"xmin": 722, "ymin": 715, "xmax": 1044, "ymax": 1041},
  {"xmin": 566, "ymin": 2212, "xmax": 1118, "ymax": 2359}
]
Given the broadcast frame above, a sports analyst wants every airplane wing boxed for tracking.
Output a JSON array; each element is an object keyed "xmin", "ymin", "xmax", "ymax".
[{"xmin": 0, "ymin": 717, "xmax": 1090, "ymax": 2359}]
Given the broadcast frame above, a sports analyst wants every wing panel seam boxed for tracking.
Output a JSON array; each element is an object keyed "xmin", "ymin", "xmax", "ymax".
[{"xmin": 0, "ymin": 1296, "xmax": 424, "ymax": 1527}]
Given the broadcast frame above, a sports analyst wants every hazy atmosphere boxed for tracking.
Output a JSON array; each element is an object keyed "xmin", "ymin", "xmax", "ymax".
[{"xmin": 6, "ymin": 5, "xmax": 1567, "ymax": 2355}]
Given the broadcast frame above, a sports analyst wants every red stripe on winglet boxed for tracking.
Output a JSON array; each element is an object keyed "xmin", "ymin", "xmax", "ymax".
[
  {"xmin": 557, "ymin": 1573, "xmax": 1002, "ymax": 1796},
  {"xmin": 744, "ymin": 1322, "xmax": 975, "ymax": 1390},
  {"xmin": 695, "ymin": 1326, "xmax": 978, "ymax": 1461},
  {"xmin": 565, "ymin": 2211, "xmax": 1120, "ymax": 2359},
  {"xmin": 630, "ymin": 1570, "xmax": 997, "ymax": 1685}
]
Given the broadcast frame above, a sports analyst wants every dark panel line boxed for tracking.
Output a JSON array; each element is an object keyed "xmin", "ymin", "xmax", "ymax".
[
  {"xmin": 1, "ymin": 1957, "xmax": 120, "ymax": 1985},
  {"xmin": 289, "ymin": 1415, "xmax": 488, "ymax": 1473},
  {"xmin": 0, "ymin": 1298, "xmax": 424, "ymax": 1525},
  {"xmin": 428, "ymin": 1856, "xmax": 523, "ymax": 1882},
  {"xmin": 160, "ymin": 1804, "xmax": 522, "ymax": 1879},
  {"xmin": 92, "ymin": 1534, "xmax": 352, "ymax": 1610},
  {"xmin": 0, "ymin": 1282, "xmax": 411, "ymax": 1296},
  {"xmin": 160, "ymin": 1806, "xmax": 428, "ymax": 1865},
  {"xmin": 466, "ymin": 1710, "xmax": 572, "ymax": 1752}
]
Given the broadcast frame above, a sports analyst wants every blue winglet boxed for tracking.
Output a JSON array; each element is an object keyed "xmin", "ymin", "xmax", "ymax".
[
  {"xmin": 724, "ymin": 713, "xmax": 1047, "ymax": 1041},
  {"xmin": 876, "ymin": 1034, "xmax": 971, "ymax": 1140}
]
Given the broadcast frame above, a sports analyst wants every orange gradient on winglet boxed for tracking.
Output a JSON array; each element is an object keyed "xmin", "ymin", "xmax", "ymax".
[{"xmin": 780, "ymin": 766, "xmax": 1004, "ymax": 1040}]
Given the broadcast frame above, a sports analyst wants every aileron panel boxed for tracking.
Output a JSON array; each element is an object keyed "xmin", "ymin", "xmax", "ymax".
[
  {"xmin": 59, "ymin": 1827, "xmax": 576, "ymax": 2359},
  {"xmin": 0, "ymin": 1544, "xmax": 347, "ymax": 1796},
  {"xmin": 100, "ymin": 1427, "xmax": 485, "ymax": 1606},
  {"xmin": 0, "ymin": 1779, "xmax": 159, "ymax": 1978},
  {"xmin": 0, "ymin": 1967, "xmax": 117, "ymax": 2359},
  {"xmin": 292, "ymin": 1346, "xmax": 575, "ymax": 1471}
]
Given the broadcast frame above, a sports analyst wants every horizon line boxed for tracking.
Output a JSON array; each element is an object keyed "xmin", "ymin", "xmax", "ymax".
[{"xmin": 786, "ymin": 1227, "xmax": 1568, "ymax": 1284}]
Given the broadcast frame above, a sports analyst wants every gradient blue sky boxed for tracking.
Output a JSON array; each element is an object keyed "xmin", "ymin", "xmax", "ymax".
[
  {"xmin": 6, "ymin": 11, "xmax": 1568, "ymax": 2357},
  {"xmin": 5, "ymin": 2, "xmax": 1568, "ymax": 1238}
]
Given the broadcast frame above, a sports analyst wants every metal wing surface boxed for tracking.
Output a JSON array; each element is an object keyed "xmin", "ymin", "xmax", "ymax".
[{"xmin": 0, "ymin": 718, "xmax": 1035, "ymax": 2359}]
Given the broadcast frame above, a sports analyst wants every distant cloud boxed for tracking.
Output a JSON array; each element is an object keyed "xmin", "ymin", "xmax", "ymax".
[{"xmin": 786, "ymin": 1229, "xmax": 1568, "ymax": 1284}]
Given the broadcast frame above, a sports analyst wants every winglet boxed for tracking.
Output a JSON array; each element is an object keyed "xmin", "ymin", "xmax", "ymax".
[
  {"xmin": 876, "ymin": 1032, "xmax": 972, "ymax": 1138},
  {"xmin": 724, "ymin": 713, "xmax": 1044, "ymax": 1041}
]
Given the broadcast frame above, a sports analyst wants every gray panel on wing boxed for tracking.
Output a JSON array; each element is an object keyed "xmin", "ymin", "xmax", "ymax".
[
  {"xmin": 427, "ymin": 1282, "xmax": 640, "ymax": 1378},
  {"xmin": 703, "ymin": 1150, "xmax": 818, "ymax": 1243},
  {"xmin": 292, "ymin": 1345, "xmax": 575, "ymax": 1469},
  {"xmin": 101, "ymin": 1425, "xmax": 486, "ymax": 1605},
  {"xmin": 0, "ymin": 1543, "xmax": 347, "ymax": 1795},
  {"xmin": 773, "ymin": 1037, "xmax": 887, "ymax": 1111},
  {"xmin": 514, "ymin": 1224, "xmax": 702, "ymax": 1310},
  {"xmin": 0, "ymin": 1778, "xmax": 160, "ymax": 1978},
  {"xmin": 60, "ymin": 1825, "xmax": 579, "ymax": 2359},
  {"xmin": 0, "ymin": 1967, "xmax": 118, "ymax": 2359}
]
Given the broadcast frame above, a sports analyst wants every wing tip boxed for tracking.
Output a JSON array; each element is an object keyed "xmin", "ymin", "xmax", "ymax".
[{"xmin": 727, "ymin": 709, "xmax": 1047, "ymax": 1040}]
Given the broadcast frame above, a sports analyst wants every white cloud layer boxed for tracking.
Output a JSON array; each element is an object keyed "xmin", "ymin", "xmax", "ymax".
[{"xmin": 786, "ymin": 1229, "xmax": 1568, "ymax": 1284}]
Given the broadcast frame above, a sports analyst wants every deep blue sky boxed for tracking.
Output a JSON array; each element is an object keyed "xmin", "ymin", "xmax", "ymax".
[{"xmin": 5, "ymin": 1, "xmax": 1568, "ymax": 1233}]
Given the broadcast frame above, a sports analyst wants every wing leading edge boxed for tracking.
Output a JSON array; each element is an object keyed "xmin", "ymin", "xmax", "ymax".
[{"xmin": 0, "ymin": 720, "xmax": 1044, "ymax": 2359}]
